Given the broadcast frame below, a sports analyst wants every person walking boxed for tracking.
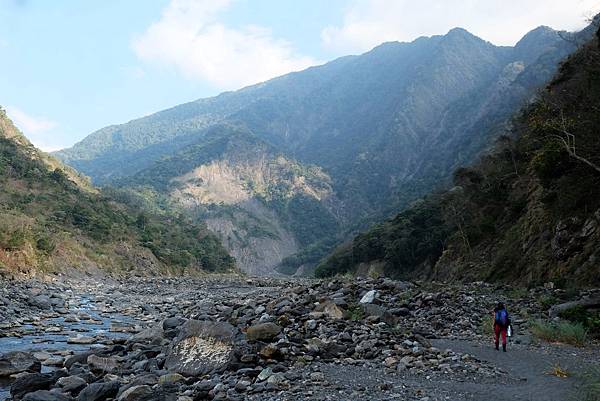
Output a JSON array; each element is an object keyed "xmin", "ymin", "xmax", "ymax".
[{"xmin": 493, "ymin": 302, "xmax": 511, "ymax": 352}]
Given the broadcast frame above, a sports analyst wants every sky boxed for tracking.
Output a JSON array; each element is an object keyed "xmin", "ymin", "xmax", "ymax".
[{"xmin": 1, "ymin": 0, "xmax": 599, "ymax": 152}]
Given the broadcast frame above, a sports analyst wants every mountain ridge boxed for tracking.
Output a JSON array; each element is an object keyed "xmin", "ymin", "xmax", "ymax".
[
  {"xmin": 54, "ymin": 25, "xmax": 580, "ymax": 275},
  {"xmin": 316, "ymin": 23, "xmax": 600, "ymax": 287}
]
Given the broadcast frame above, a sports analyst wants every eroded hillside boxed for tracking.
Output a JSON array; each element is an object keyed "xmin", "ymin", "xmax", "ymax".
[{"xmin": 0, "ymin": 108, "xmax": 234, "ymax": 277}]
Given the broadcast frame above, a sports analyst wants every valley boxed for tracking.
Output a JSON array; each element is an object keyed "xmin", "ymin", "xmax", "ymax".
[
  {"xmin": 54, "ymin": 25, "xmax": 582, "ymax": 276},
  {"xmin": 0, "ymin": 5, "xmax": 599, "ymax": 401}
]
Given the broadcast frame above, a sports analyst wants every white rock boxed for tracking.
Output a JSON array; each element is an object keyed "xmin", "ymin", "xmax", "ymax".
[{"xmin": 359, "ymin": 290, "xmax": 377, "ymax": 304}]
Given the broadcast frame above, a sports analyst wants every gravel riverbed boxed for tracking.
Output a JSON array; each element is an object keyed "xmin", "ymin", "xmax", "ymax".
[{"xmin": 0, "ymin": 276, "xmax": 598, "ymax": 401}]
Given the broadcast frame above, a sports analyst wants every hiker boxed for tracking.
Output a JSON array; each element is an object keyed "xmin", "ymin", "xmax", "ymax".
[{"xmin": 493, "ymin": 302, "xmax": 511, "ymax": 352}]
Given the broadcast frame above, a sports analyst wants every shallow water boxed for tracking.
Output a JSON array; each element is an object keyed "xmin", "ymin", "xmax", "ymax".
[{"xmin": 0, "ymin": 295, "xmax": 140, "ymax": 400}]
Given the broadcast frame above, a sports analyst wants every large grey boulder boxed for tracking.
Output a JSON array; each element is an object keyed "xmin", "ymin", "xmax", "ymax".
[
  {"xmin": 0, "ymin": 351, "xmax": 41, "ymax": 376},
  {"xmin": 164, "ymin": 320, "xmax": 237, "ymax": 376},
  {"xmin": 29, "ymin": 295, "xmax": 52, "ymax": 310},
  {"xmin": 64, "ymin": 352, "xmax": 95, "ymax": 369},
  {"xmin": 77, "ymin": 381, "xmax": 120, "ymax": 401},
  {"xmin": 10, "ymin": 373, "xmax": 54, "ymax": 400},
  {"xmin": 117, "ymin": 385, "xmax": 152, "ymax": 401},
  {"xmin": 86, "ymin": 355, "xmax": 119, "ymax": 374},
  {"xmin": 127, "ymin": 324, "xmax": 164, "ymax": 345},
  {"xmin": 57, "ymin": 376, "xmax": 87, "ymax": 395},
  {"xmin": 23, "ymin": 390, "xmax": 72, "ymax": 401}
]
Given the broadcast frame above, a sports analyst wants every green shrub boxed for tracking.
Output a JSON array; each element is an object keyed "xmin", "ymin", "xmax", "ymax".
[
  {"xmin": 5, "ymin": 230, "xmax": 27, "ymax": 250},
  {"xmin": 347, "ymin": 303, "xmax": 365, "ymax": 321},
  {"xmin": 559, "ymin": 306, "xmax": 600, "ymax": 339},
  {"xmin": 530, "ymin": 140, "xmax": 570, "ymax": 183},
  {"xmin": 508, "ymin": 287, "xmax": 528, "ymax": 299},
  {"xmin": 35, "ymin": 236, "xmax": 55, "ymax": 254},
  {"xmin": 530, "ymin": 320, "xmax": 588, "ymax": 347},
  {"xmin": 578, "ymin": 366, "xmax": 600, "ymax": 401},
  {"xmin": 538, "ymin": 294, "xmax": 558, "ymax": 310}
]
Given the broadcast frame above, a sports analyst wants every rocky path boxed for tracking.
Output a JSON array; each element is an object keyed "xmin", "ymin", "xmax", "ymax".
[
  {"xmin": 431, "ymin": 339, "xmax": 599, "ymax": 401},
  {"xmin": 0, "ymin": 277, "xmax": 598, "ymax": 401}
]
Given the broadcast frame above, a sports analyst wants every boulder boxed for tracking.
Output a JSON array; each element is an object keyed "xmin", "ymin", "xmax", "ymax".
[
  {"xmin": 23, "ymin": 391, "xmax": 72, "ymax": 401},
  {"xmin": 57, "ymin": 376, "xmax": 87, "ymax": 395},
  {"xmin": 158, "ymin": 373, "xmax": 184, "ymax": 384},
  {"xmin": 362, "ymin": 304, "xmax": 397, "ymax": 326},
  {"xmin": 86, "ymin": 355, "xmax": 119, "ymax": 374},
  {"xmin": 117, "ymin": 385, "xmax": 153, "ymax": 401},
  {"xmin": 246, "ymin": 323, "xmax": 281, "ymax": 342},
  {"xmin": 359, "ymin": 290, "xmax": 378, "ymax": 304},
  {"xmin": 64, "ymin": 352, "xmax": 96, "ymax": 369},
  {"xmin": 29, "ymin": 295, "xmax": 52, "ymax": 310},
  {"xmin": 77, "ymin": 381, "xmax": 120, "ymax": 401},
  {"xmin": 162, "ymin": 317, "xmax": 186, "ymax": 330},
  {"xmin": 128, "ymin": 324, "xmax": 164, "ymax": 345},
  {"xmin": 10, "ymin": 373, "xmax": 53, "ymax": 400},
  {"xmin": 164, "ymin": 320, "xmax": 237, "ymax": 376},
  {"xmin": 314, "ymin": 301, "xmax": 346, "ymax": 320},
  {"xmin": 0, "ymin": 351, "xmax": 41, "ymax": 376},
  {"xmin": 67, "ymin": 336, "xmax": 96, "ymax": 345}
]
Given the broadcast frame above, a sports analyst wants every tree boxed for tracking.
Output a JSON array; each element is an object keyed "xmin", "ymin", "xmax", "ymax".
[
  {"xmin": 136, "ymin": 212, "xmax": 150, "ymax": 231},
  {"xmin": 442, "ymin": 189, "xmax": 473, "ymax": 253},
  {"xmin": 533, "ymin": 102, "xmax": 600, "ymax": 175}
]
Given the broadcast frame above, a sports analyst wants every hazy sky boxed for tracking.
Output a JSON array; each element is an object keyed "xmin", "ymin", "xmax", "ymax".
[{"xmin": 1, "ymin": 0, "xmax": 598, "ymax": 151}]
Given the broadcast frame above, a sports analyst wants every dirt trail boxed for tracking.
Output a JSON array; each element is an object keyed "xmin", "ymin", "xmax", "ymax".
[{"xmin": 430, "ymin": 339, "xmax": 599, "ymax": 401}]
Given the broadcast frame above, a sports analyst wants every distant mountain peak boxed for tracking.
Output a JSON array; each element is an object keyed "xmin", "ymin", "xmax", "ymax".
[
  {"xmin": 513, "ymin": 25, "xmax": 563, "ymax": 65},
  {"xmin": 441, "ymin": 27, "xmax": 489, "ymax": 47},
  {"xmin": 517, "ymin": 25, "xmax": 559, "ymax": 43},
  {"xmin": 446, "ymin": 27, "xmax": 472, "ymax": 36}
]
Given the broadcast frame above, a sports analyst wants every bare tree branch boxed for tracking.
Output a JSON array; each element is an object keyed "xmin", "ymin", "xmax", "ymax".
[{"xmin": 544, "ymin": 109, "xmax": 600, "ymax": 174}]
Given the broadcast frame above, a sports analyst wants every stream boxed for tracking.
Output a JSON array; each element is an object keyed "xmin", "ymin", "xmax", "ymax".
[{"xmin": 0, "ymin": 295, "xmax": 142, "ymax": 400}]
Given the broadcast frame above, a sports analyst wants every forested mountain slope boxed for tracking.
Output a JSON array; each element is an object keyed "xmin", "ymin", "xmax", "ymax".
[
  {"xmin": 55, "ymin": 26, "xmax": 582, "ymax": 275},
  {"xmin": 317, "ymin": 24, "xmax": 600, "ymax": 287},
  {"xmin": 0, "ymin": 108, "xmax": 234, "ymax": 276}
]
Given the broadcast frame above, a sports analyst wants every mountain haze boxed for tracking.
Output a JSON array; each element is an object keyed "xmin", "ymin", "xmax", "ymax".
[{"xmin": 55, "ymin": 26, "xmax": 579, "ymax": 275}]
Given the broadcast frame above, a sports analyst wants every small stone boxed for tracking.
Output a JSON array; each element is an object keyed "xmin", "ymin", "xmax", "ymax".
[
  {"xmin": 384, "ymin": 357, "xmax": 398, "ymax": 368},
  {"xmin": 305, "ymin": 320, "xmax": 317, "ymax": 330},
  {"xmin": 246, "ymin": 323, "xmax": 281, "ymax": 342},
  {"xmin": 87, "ymin": 355, "xmax": 119, "ymax": 374},
  {"xmin": 57, "ymin": 375, "xmax": 87, "ymax": 394},
  {"xmin": 77, "ymin": 381, "xmax": 120, "ymax": 401},
  {"xmin": 67, "ymin": 335, "xmax": 95, "ymax": 345},
  {"xmin": 117, "ymin": 385, "xmax": 153, "ymax": 401},
  {"xmin": 159, "ymin": 373, "xmax": 184, "ymax": 384},
  {"xmin": 234, "ymin": 380, "xmax": 251, "ymax": 392},
  {"xmin": 257, "ymin": 367, "xmax": 273, "ymax": 381},
  {"xmin": 266, "ymin": 373, "xmax": 285, "ymax": 386}
]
